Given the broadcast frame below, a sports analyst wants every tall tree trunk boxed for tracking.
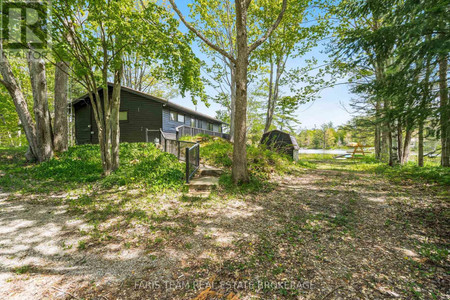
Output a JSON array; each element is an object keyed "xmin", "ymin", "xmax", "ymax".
[
  {"xmin": 387, "ymin": 128, "xmax": 394, "ymax": 166},
  {"xmin": 382, "ymin": 97, "xmax": 394, "ymax": 166},
  {"xmin": 264, "ymin": 56, "xmax": 283, "ymax": 133},
  {"xmin": 0, "ymin": 51, "xmax": 40, "ymax": 161},
  {"xmin": 53, "ymin": 61, "xmax": 69, "ymax": 152},
  {"xmin": 232, "ymin": 0, "xmax": 249, "ymax": 184},
  {"xmin": 230, "ymin": 63, "xmax": 236, "ymax": 142},
  {"xmin": 418, "ymin": 54, "xmax": 431, "ymax": 167},
  {"xmin": 439, "ymin": 53, "xmax": 449, "ymax": 167},
  {"xmin": 397, "ymin": 118, "xmax": 403, "ymax": 164},
  {"xmin": 375, "ymin": 57, "xmax": 391, "ymax": 164},
  {"xmin": 418, "ymin": 120, "xmax": 424, "ymax": 167},
  {"xmin": 27, "ymin": 52, "xmax": 53, "ymax": 162},
  {"xmin": 90, "ymin": 87, "xmax": 112, "ymax": 175},
  {"xmin": 264, "ymin": 60, "xmax": 274, "ymax": 133},
  {"xmin": 402, "ymin": 126, "xmax": 412, "ymax": 165},
  {"xmin": 374, "ymin": 100, "xmax": 381, "ymax": 160},
  {"xmin": 111, "ymin": 64, "xmax": 123, "ymax": 171}
]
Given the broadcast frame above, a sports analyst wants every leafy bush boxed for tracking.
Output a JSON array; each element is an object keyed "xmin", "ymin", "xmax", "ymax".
[
  {"xmin": 0, "ymin": 143, "xmax": 185, "ymax": 192},
  {"xmin": 196, "ymin": 136, "xmax": 313, "ymax": 180},
  {"xmin": 200, "ymin": 138, "xmax": 233, "ymax": 167},
  {"xmin": 34, "ymin": 144, "xmax": 103, "ymax": 182},
  {"xmin": 102, "ymin": 143, "xmax": 184, "ymax": 191}
]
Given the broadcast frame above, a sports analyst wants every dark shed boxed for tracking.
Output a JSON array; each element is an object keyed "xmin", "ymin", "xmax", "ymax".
[{"xmin": 260, "ymin": 130, "xmax": 299, "ymax": 161}]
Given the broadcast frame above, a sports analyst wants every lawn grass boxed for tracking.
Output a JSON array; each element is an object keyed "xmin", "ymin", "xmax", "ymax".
[
  {"xmin": 300, "ymin": 153, "xmax": 450, "ymax": 186},
  {"xmin": 1, "ymin": 144, "xmax": 448, "ymax": 197},
  {"xmin": 0, "ymin": 143, "xmax": 185, "ymax": 194}
]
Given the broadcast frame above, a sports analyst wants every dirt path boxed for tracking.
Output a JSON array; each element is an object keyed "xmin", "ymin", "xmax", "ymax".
[{"xmin": 0, "ymin": 168, "xmax": 448, "ymax": 299}]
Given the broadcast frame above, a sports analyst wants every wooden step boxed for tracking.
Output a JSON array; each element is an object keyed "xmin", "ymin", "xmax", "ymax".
[{"xmin": 188, "ymin": 176, "xmax": 219, "ymax": 191}]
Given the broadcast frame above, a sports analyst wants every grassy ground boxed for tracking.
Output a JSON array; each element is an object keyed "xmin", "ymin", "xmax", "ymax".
[
  {"xmin": 0, "ymin": 143, "xmax": 185, "ymax": 194},
  {"xmin": 0, "ymin": 145, "xmax": 448, "ymax": 299}
]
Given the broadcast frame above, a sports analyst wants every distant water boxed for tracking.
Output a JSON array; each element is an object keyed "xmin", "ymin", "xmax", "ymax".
[{"xmin": 298, "ymin": 149, "xmax": 348, "ymax": 155}]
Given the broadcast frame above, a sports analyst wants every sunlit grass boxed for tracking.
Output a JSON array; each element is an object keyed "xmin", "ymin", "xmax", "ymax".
[
  {"xmin": 0, "ymin": 143, "xmax": 185, "ymax": 193},
  {"xmin": 300, "ymin": 153, "xmax": 449, "ymax": 185}
]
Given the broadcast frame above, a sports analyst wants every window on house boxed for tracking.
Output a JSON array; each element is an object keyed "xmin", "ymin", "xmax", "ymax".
[
  {"xmin": 208, "ymin": 123, "xmax": 213, "ymax": 131},
  {"xmin": 202, "ymin": 121, "xmax": 208, "ymax": 130},
  {"xmin": 219, "ymin": 125, "xmax": 222, "ymax": 133},
  {"xmin": 177, "ymin": 113, "xmax": 185, "ymax": 123},
  {"xmin": 213, "ymin": 124, "xmax": 219, "ymax": 132},
  {"xmin": 170, "ymin": 111, "xmax": 177, "ymax": 121},
  {"xmin": 191, "ymin": 118, "xmax": 196, "ymax": 128},
  {"xmin": 119, "ymin": 111, "xmax": 128, "ymax": 121}
]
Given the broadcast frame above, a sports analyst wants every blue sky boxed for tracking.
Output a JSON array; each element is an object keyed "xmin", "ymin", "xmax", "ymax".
[{"xmin": 167, "ymin": 1, "xmax": 354, "ymax": 131}]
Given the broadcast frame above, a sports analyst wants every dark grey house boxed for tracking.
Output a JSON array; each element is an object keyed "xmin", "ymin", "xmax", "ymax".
[{"xmin": 72, "ymin": 84, "xmax": 227, "ymax": 145}]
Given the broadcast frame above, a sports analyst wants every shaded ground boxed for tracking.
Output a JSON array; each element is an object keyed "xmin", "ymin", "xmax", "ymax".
[{"xmin": 0, "ymin": 159, "xmax": 449, "ymax": 299}]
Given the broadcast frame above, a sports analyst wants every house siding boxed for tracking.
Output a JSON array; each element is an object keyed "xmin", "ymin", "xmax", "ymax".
[
  {"xmin": 74, "ymin": 89, "xmax": 163, "ymax": 144},
  {"xmin": 74, "ymin": 86, "xmax": 224, "ymax": 145},
  {"xmin": 162, "ymin": 108, "xmax": 188, "ymax": 133},
  {"xmin": 162, "ymin": 108, "xmax": 222, "ymax": 134}
]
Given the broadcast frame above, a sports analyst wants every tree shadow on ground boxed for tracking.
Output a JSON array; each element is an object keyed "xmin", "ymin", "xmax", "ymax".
[{"xmin": 1, "ymin": 166, "xmax": 448, "ymax": 299}]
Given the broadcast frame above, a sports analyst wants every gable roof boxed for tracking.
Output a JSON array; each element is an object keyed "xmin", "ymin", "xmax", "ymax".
[{"xmin": 71, "ymin": 83, "xmax": 226, "ymax": 124}]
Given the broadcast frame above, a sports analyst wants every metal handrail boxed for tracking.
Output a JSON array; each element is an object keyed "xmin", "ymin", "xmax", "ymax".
[
  {"xmin": 185, "ymin": 143, "xmax": 200, "ymax": 183},
  {"xmin": 146, "ymin": 128, "xmax": 200, "ymax": 182}
]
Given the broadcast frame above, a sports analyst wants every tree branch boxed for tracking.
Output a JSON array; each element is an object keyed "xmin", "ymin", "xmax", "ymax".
[
  {"xmin": 167, "ymin": 0, "xmax": 236, "ymax": 63},
  {"xmin": 248, "ymin": 0, "xmax": 287, "ymax": 54}
]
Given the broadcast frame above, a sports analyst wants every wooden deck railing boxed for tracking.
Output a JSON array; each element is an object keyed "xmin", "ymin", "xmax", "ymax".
[{"xmin": 176, "ymin": 125, "xmax": 228, "ymax": 140}]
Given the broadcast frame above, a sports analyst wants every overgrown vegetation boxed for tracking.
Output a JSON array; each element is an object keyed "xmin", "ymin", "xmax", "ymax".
[
  {"xmin": 1, "ymin": 144, "xmax": 448, "ymax": 299},
  {"xmin": 0, "ymin": 143, "xmax": 184, "ymax": 193},
  {"xmin": 184, "ymin": 135, "xmax": 316, "ymax": 191}
]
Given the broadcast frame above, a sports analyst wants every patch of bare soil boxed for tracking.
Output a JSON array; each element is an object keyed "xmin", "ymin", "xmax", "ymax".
[{"xmin": 0, "ymin": 167, "xmax": 448, "ymax": 300}]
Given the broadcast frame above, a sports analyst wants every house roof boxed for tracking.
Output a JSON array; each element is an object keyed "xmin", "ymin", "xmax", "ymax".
[{"xmin": 71, "ymin": 83, "xmax": 226, "ymax": 124}]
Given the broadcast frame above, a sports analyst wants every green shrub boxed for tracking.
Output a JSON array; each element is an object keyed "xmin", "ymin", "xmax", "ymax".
[
  {"xmin": 102, "ymin": 143, "xmax": 184, "ymax": 191},
  {"xmin": 0, "ymin": 143, "xmax": 185, "ymax": 193},
  {"xmin": 197, "ymin": 136, "xmax": 313, "ymax": 180},
  {"xmin": 200, "ymin": 138, "xmax": 233, "ymax": 167},
  {"xmin": 34, "ymin": 144, "xmax": 103, "ymax": 182}
]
